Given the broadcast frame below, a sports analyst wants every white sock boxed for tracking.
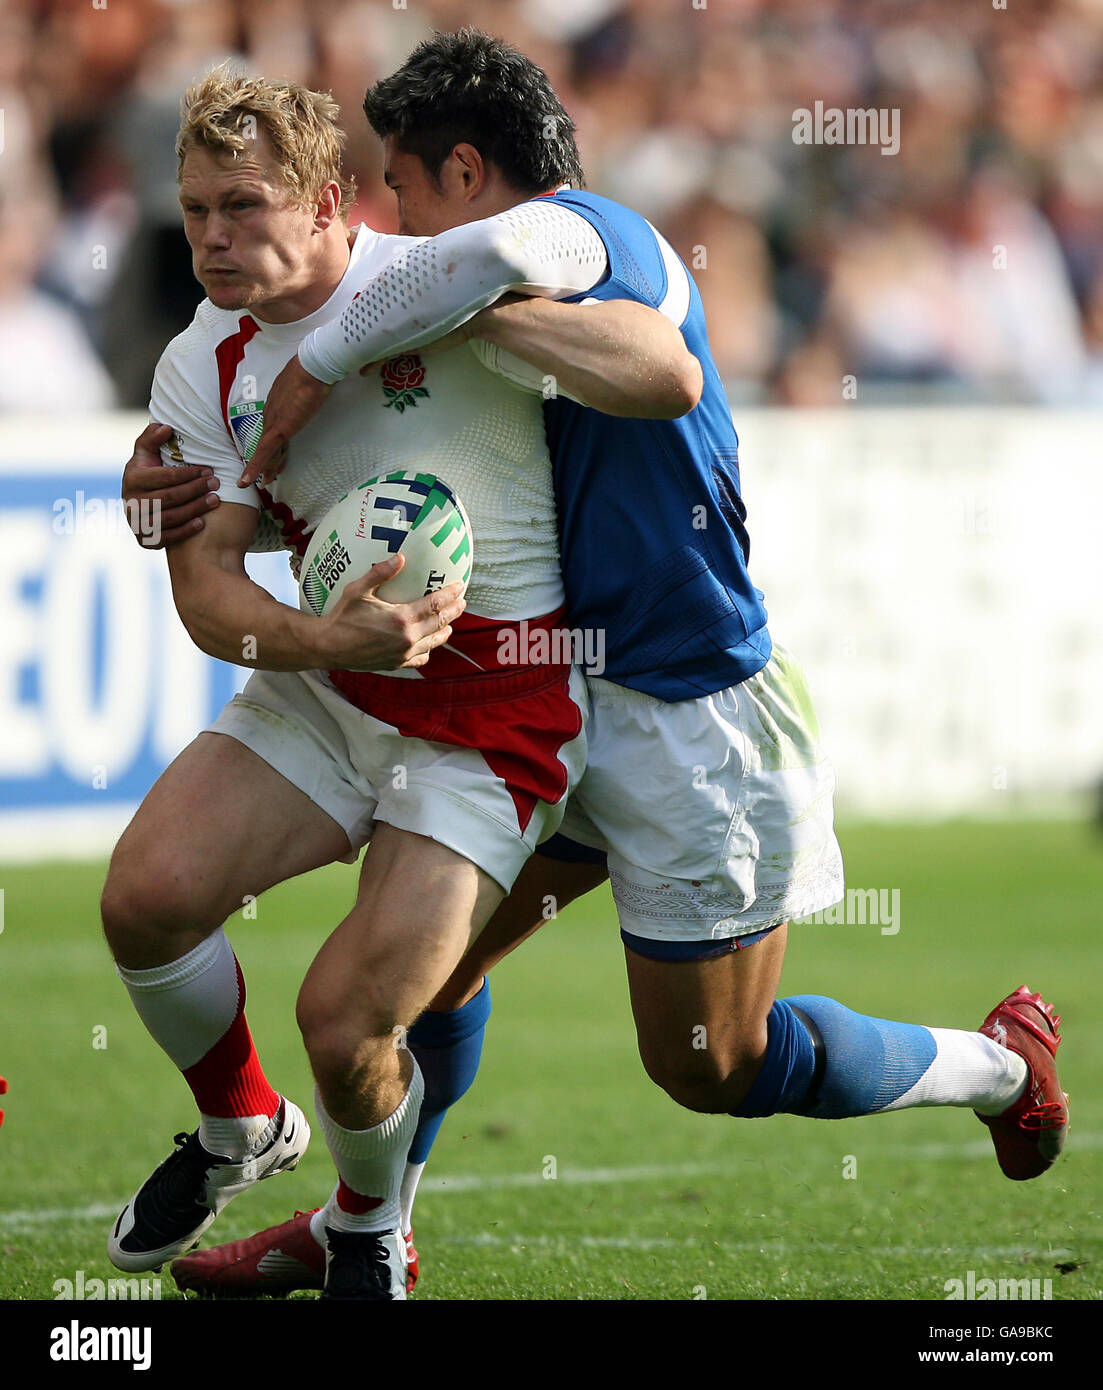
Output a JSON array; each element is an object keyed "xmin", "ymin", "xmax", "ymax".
[
  {"xmin": 880, "ymin": 1029, "xmax": 1027, "ymax": 1113},
  {"xmin": 307, "ymin": 1156, "xmax": 422, "ymax": 1245},
  {"xmin": 314, "ymin": 1062, "xmax": 425, "ymax": 1233},
  {"xmin": 116, "ymin": 928, "xmax": 277, "ymax": 1159},
  {"xmin": 115, "ymin": 928, "xmax": 239, "ymax": 1070},
  {"xmin": 400, "ymin": 1161, "xmax": 426, "ymax": 1236}
]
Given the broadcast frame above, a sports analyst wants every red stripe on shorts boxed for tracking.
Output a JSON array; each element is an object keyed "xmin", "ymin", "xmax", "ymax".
[
  {"xmin": 394, "ymin": 608, "xmax": 572, "ymax": 680},
  {"xmin": 328, "ymin": 650, "xmax": 582, "ymax": 834}
]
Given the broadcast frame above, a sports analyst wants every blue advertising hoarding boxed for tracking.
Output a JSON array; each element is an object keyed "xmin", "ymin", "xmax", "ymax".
[{"xmin": 0, "ymin": 415, "xmax": 297, "ymax": 861}]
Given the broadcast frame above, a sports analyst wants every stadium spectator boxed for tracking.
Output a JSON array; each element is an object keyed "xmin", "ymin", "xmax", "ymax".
[
  {"xmin": 0, "ymin": 174, "xmax": 116, "ymax": 412},
  {"xmin": 5, "ymin": 0, "xmax": 1101, "ymax": 406}
]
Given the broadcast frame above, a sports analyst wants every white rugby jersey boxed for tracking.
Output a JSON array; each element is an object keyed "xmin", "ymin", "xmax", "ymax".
[{"xmin": 150, "ymin": 224, "xmax": 564, "ymax": 631}]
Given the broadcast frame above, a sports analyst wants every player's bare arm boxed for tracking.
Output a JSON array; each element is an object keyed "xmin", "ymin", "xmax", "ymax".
[
  {"xmin": 166, "ymin": 499, "xmax": 465, "ymax": 672},
  {"xmin": 470, "ymin": 296, "xmax": 703, "ymax": 418}
]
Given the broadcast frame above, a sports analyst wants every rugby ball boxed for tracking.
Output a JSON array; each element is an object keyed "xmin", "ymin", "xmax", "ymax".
[{"xmin": 299, "ymin": 470, "xmax": 473, "ymax": 616}]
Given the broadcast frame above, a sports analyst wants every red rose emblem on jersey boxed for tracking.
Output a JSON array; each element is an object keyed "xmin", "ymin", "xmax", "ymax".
[{"xmin": 381, "ymin": 354, "xmax": 430, "ymax": 413}]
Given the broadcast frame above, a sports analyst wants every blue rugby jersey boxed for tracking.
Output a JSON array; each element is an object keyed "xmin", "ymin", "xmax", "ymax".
[{"xmin": 539, "ymin": 189, "xmax": 771, "ymax": 701}]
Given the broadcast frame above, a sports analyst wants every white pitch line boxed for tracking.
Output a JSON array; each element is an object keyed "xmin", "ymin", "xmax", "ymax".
[
  {"xmin": 2, "ymin": 1136, "xmax": 1098, "ymax": 1232},
  {"xmin": 0, "ymin": 1201, "xmax": 121, "ymax": 1230},
  {"xmin": 431, "ymin": 1233, "xmax": 1080, "ymax": 1261},
  {"xmin": 420, "ymin": 1161, "xmax": 724, "ymax": 1193},
  {"xmin": 0, "ymin": 1162, "xmax": 754, "ymax": 1229}
]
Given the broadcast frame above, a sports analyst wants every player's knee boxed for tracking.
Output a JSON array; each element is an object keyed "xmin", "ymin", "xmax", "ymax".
[
  {"xmin": 299, "ymin": 1022, "xmax": 360, "ymax": 1093},
  {"xmin": 643, "ymin": 1055, "xmax": 730, "ymax": 1113},
  {"xmin": 100, "ymin": 852, "xmax": 205, "ymax": 961},
  {"xmin": 296, "ymin": 984, "xmax": 396, "ymax": 1083},
  {"xmin": 298, "ymin": 1018, "xmax": 392, "ymax": 1100},
  {"xmin": 639, "ymin": 1037, "xmax": 767, "ymax": 1114}
]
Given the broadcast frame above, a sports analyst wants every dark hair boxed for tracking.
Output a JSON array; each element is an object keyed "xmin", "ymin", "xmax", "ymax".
[{"xmin": 363, "ymin": 28, "xmax": 585, "ymax": 193}]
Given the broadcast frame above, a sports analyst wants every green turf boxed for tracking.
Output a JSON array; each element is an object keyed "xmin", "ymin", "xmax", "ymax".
[{"xmin": 1, "ymin": 820, "xmax": 1099, "ymax": 1301}]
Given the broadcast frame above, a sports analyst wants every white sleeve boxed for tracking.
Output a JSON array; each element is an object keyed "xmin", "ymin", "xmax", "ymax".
[
  {"xmin": 149, "ymin": 341, "xmax": 282, "ymax": 550},
  {"xmin": 149, "ymin": 343, "xmax": 262, "ymax": 515},
  {"xmin": 299, "ymin": 201, "xmax": 609, "ymax": 384}
]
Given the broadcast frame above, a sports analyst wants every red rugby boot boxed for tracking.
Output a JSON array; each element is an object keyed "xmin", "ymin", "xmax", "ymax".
[
  {"xmin": 172, "ymin": 1210, "xmax": 420, "ymax": 1294},
  {"xmin": 405, "ymin": 1227, "xmax": 419, "ymax": 1289},
  {"xmin": 975, "ymin": 987, "xmax": 1069, "ymax": 1180}
]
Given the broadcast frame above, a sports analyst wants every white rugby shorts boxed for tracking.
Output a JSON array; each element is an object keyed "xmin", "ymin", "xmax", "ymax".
[
  {"xmin": 208, "ymin": 664, "xmax": 588, "ymax": 893},
  {"xmin": 557, "ymin": 645, "xmax": 844, "ymax": 940}
]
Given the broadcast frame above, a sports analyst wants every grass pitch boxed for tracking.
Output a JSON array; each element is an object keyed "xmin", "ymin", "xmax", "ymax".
[{"xmin": 1, "ymin": 820, "xmax": 1099, "ymax": 1303}]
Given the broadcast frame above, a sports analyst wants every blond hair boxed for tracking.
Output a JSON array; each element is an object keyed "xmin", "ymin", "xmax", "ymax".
[{"xmin": 176, "ymin": 64, "xmax": 356, "ymax": 217}]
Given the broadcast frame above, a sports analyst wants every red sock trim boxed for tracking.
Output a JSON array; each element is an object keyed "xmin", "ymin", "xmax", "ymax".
[
  {"xmin": 336, "ymin": 1180, "xmax": 384, "ymax": 1215},
  {"xmin": 181, "ymin": 960, "xmax": 279, "ymax": 1119}
]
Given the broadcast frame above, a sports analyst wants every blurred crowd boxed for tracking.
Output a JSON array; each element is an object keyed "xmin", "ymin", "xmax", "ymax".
[{"xmin": 2, "ymin": 0, "xmax": 1103, "ymax": 411}]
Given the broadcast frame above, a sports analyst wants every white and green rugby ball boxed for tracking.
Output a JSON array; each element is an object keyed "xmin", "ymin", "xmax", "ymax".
[{"xmin": 299, "ymin": 470, "xmax": 473, "ymax": 615}]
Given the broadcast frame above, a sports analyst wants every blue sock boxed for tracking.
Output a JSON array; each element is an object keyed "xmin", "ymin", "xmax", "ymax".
[
  {"xmin": 406, "ymin": 978, "xmax": 491, "ymax": 1164},
  {"xmin": 732, "ymin": 1000, "xmax": 819, "ymax": 1117},
  {"xmin": 733, "ymin": 995, "xmax": 937, "ymax": 1119}
]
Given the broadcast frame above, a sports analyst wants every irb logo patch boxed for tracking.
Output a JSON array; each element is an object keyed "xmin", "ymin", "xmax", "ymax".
[{"xmin": 229, "ymin": 401, "xmax": 265, "ymax": 460}]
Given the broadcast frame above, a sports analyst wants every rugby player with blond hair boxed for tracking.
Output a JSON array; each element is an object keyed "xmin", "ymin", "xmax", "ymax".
[{"xmin": 104, "ymin": 63, "xmax": 698, "ymax": 1300}]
